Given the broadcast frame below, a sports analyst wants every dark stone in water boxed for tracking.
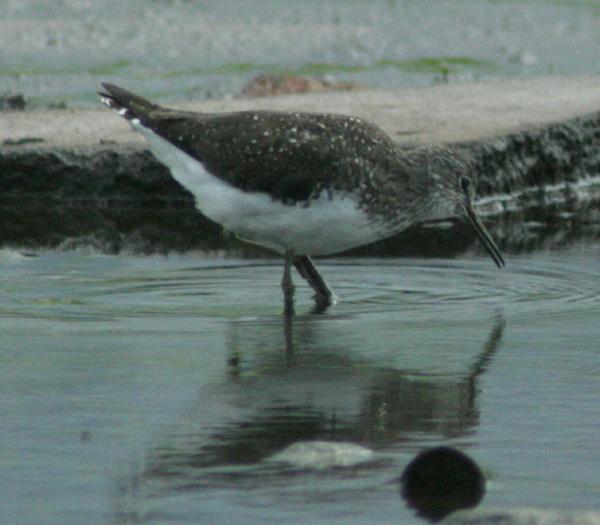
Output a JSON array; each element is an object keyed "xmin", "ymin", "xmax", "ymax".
[{"xmin": 400, "ymin": 447, "xmax": 485, "ymax": 522}]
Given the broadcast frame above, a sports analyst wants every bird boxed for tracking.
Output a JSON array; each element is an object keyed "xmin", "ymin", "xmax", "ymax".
[{"xmin": 99, "ymin": 83, "xmax": 504, "ymax": 315}]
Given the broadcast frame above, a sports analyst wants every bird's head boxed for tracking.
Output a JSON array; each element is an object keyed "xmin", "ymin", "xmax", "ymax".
[{"xmin": 410, "ymin": 148, "xmax": 505, "ymax": 268}]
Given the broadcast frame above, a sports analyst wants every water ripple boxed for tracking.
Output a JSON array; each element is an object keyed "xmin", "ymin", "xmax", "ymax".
[{"xmin": 1, "ymin": 248, "xmax": 599, "ymax": 322}]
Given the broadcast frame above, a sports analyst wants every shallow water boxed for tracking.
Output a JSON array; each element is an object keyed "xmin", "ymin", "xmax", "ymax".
[{"xmin": 2, "ymin": 245, "xmax": 600, "ymax": 524}]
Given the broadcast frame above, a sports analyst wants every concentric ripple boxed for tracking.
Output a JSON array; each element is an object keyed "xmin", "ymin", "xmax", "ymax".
[
  {"xmin": 333, "ymin": 246, "xmax": 600, "ymax": 323},
  {"xmin": 1, "ymin": 247, "xmax": 600, "ymax": 323}
]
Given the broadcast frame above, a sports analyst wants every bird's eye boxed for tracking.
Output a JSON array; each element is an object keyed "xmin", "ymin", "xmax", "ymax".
[{"xmin": 460, "ymin": 176, "xmax": 471, "ymax": 192}]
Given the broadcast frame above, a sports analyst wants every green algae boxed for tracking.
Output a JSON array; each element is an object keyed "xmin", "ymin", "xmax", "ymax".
[{"xmin": 149, "ymin": 55, "xmax": 496, "ymax": 81}]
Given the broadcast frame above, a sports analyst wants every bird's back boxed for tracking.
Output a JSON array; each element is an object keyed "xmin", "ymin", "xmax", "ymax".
[
  {"xmin": 100, "ymin": 83, "xmax": 464, "ymax": 255},
  {"xmin": 100, "ymin": 83, "xmax": 415, "ymax": 205},
  {"xmin": 134, "ymin": 108, "xmax": 404, "ymax": 204}
]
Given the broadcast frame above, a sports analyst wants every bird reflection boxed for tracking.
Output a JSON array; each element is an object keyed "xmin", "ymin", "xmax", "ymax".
[
  {"xmin": 360, "ymin": 314, "xmax": 505, "ymax": 443},
  {"xmin": 134, "ymin": 312, "xmax": 505, "ymax": 487}
]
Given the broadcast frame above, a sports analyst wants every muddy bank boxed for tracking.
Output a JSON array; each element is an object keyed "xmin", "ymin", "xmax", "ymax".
[{"xmin": 2, "ymin": 77, "xmax": 600, "ymax": 254}]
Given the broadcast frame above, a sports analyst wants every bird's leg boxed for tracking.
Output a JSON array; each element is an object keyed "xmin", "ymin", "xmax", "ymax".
[
  {"xmin": 293, "ymin": 255, "xmax": 334, "ymax": 312},
  {"xmin": 284, "ymin": 311, "xmax": 294, "ymax": 366},
  {"xmin": 282, "ymin": 248, "xmax": 295, "ymax": 317}
]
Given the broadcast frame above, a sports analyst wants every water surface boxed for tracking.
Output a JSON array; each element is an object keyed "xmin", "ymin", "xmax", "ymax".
[{"xmin": 2, "ymin": 245, "xmax": 600, "ymax": 524}]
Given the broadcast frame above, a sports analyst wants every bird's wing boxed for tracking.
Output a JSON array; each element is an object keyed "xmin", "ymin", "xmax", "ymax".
[{"xmin": 100, "ymin": 83, "xmax": 399, "ymax": 203}]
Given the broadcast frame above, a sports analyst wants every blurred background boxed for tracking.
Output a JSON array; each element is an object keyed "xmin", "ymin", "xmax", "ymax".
[{"xmin": 2, "ymin": 0, "xmax": 600, "ymax": 108}]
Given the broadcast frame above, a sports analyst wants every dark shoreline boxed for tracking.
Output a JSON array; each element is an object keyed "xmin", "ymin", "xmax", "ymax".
[{"xmin": 3, "ymin": 77, "xmax": 600, "ymax": 255}]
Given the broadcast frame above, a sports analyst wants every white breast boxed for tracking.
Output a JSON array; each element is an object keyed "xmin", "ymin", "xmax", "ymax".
[{"xmin": 134, "ymin": 122, "xmax": 386, "ymax": 255}]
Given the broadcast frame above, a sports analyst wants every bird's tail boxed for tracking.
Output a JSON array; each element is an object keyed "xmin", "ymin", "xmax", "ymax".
[{"xmin": 98, "ymin": 83, "xmax": 158, "ymax": 121}]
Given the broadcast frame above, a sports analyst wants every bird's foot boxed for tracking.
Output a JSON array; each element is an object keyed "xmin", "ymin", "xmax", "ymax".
[{"xmin": 311, "ymin": 291, "xmax": 334, "ymax": 314}]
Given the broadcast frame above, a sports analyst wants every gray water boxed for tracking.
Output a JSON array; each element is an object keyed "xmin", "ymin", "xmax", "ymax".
[
  {"xmin": 3, "ymin": 0, "xmax": 600, "ymax": 522},
  {"xmin": 2, "ymin": 245, "xmax": 600, "ymax": 524},
  {"xmin": 2, "ymin": 0, "xmax": 600, "ymax": 107}
]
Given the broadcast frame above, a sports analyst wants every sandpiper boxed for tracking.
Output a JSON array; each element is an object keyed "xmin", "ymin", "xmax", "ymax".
[{"xmin": 99, "ymin": 83, "xmax": 504, "ymax": 314}]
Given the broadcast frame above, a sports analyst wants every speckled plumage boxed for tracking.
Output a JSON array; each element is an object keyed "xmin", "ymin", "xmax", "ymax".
[
  {"xmin": 99, "ymin": 83, "xmax": 503, "ymax": 312},
  {"xmin": 100, "ymin": 84, "xmax": 469, "ymax": 228}
]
